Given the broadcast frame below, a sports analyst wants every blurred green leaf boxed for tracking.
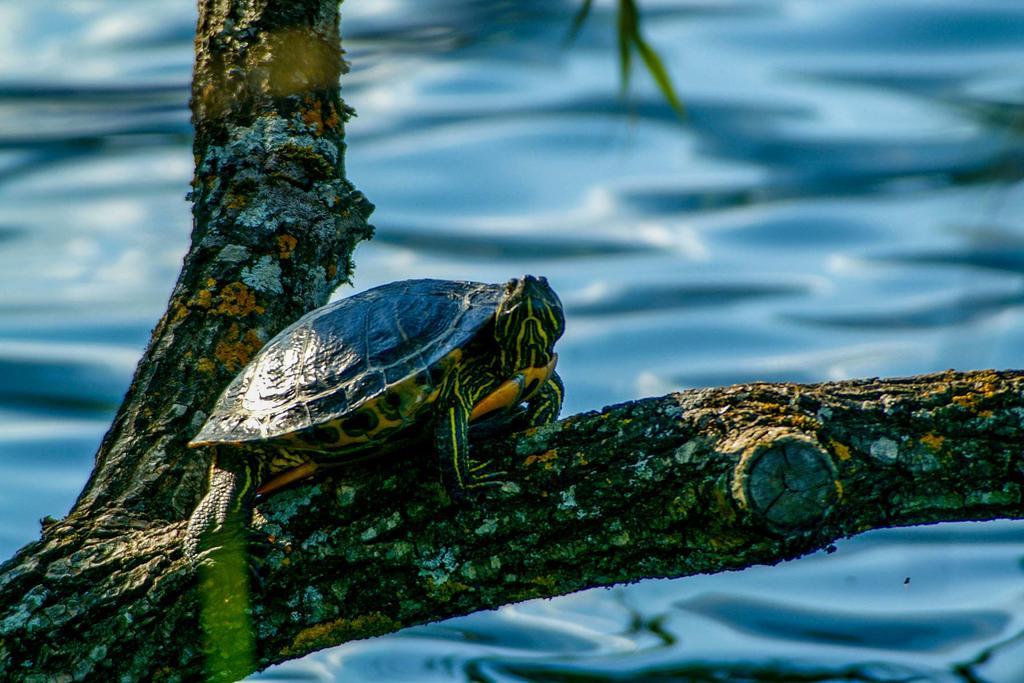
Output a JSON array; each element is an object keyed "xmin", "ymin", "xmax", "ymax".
[
  {"xmin": 198, "ymin": 527, "xmax": 256, "ymax": 681},
  {"xmin": 618, "ymin": 0, "xmax": 637, "ymax": 95},
  {"xmin": 565, "ymin": 0, "xmax": 594, "ymax": 45},
  {"xmin": 632, "ymin": 30, "xmax": 685, "ymax": 115},
  {"xmin": 567, "ymin": 0, "xmax": 685, "ymax": 118}
]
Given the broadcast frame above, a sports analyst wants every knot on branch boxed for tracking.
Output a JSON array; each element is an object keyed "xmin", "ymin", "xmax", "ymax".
[{"xmin": 730, "ymin": 430, "xmax": 838, "ymax": 530}]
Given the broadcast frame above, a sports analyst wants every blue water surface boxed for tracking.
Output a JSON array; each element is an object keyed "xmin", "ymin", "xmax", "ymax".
[{"xmin": 2, "ymin": 0, "xmax": 1024, "ymax": 680}]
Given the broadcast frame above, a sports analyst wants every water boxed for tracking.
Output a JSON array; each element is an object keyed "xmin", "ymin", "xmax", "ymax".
[{"xmin": 3, "ymin": 0, "xmax": 1024, "ymax": 680}]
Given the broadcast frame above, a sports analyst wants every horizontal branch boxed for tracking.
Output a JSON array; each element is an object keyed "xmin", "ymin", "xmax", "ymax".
[{"xmin": 2, "ymin": 369, "xmax": 1020, "ymax": 679}]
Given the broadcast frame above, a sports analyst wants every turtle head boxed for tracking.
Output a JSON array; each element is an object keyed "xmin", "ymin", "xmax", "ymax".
[{"xmin": 493, "ymin": 275, "xmax": 565, "ymax": 372}]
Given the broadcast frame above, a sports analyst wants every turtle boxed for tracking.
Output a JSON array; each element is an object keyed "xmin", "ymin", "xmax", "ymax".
[{"xmin": 184, "ymin": 275, "xmax": 565, "ymax": 560}]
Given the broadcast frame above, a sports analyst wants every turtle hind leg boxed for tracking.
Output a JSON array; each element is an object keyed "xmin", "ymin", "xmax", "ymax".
[
  {"xmin": 524, "ymin": 372, "xmax": 564, "ymax": 427},
  {"xmin": 185, "ymin": 446, "xmax": 260, "ymax": 562}
]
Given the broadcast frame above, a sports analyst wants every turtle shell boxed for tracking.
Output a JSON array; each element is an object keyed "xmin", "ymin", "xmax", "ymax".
[{"xmin": 190, "ymin": 279, "xmax": 506, "ymax": 448}]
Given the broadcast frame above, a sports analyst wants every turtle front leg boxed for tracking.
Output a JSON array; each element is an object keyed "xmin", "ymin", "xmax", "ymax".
[
  {"xmin": 436, "ymin": 380, "xmax": 505, "ymax": 501},
  {"xmin": 185, "ymin": 446, "xmax": 260, "ymax": 562},
  {"xmin": 435, "ymin": 396, "xmax": 473, "ymax": 501},
  {"xmin": 524, "ymin": 371, "xmax": 564, "ymax": 427}
]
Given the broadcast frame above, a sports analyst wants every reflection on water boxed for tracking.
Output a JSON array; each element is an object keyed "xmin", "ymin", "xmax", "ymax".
[{"xmin": 2, "ymin": 0, "xmax": 1024, "ymax": 680}]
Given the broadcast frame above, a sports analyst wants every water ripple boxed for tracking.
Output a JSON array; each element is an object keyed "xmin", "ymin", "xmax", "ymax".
[
  {"xmin": 568, "ymin": 281, "xmax": 810, "ymax": 317},
  {"xmin": 374, "ymin": 224, "xmax": 654, "ymax": 261},
  {"xmin": 677, "ymin": 594, "xmax": 1009, "ymax": 654},
  {"xmin": 784, "ymin": 288, "xmax": 1024, "ymax": 330},
  {"xmin": 0, "ymin": 340, "xmax": 136, "ymax": 415}
]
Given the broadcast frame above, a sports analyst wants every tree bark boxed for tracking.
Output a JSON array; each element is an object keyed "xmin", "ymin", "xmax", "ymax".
[{"xmin": 1, "ymin": 0, "xmax": 1022, "ymax": 681}]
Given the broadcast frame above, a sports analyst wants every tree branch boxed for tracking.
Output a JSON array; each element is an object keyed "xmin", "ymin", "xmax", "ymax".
[
  {"xmin": 3, "ymin": 369, "xmax": 1022, "ymax": 679},
  {"xmin": 1, "ymin": 0, "xmax": 1021, "ymax": 680},
  {"xmin": 72, "ymin": 0, "xmax": 373, "ymax": 523}
]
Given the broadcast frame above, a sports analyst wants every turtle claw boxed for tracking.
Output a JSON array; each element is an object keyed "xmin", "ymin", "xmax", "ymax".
[
  {"xmin": 468, "ymin": 458, "xmax": 501, "ymax": 475},
  {"xmin": 449, "ymin": 462, "xmax": 508, "ymax": 503},
  {"xmin": 445, "ymin": 471, "xmax": 508, "ymax": 503},
  {"xmin": 468, "ymin": 458, "xmax": 507, "ymax": 485}
]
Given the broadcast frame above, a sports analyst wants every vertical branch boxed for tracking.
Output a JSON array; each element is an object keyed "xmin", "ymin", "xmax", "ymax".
[{"xmin": 71, "ymin": 0, "xmax": 373, "ymax": 524}]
